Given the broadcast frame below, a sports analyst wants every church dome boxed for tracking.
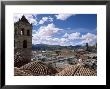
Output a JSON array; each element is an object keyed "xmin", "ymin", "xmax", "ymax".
[{"xmin": 19, "ymin": 61, "xmax": 58, "ymax": 76}]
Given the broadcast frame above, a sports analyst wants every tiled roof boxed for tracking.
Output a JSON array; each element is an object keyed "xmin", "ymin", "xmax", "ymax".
[
  {"xmin": 14, "ymin": 67, "xmax": 32, "ymax": 76},
  {"xmin": 19, "ymin": 61, "xmax": 58, "ymax": 76},
  {"xmin": 56, "ymin": 64, "xmax": 96, "ymax": 76}
]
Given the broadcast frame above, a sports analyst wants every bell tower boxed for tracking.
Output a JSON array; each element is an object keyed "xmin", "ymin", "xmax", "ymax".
[
  {"xmin": 14, "ymin": 15, "xmax": 32, "ymax": 67},
  {"xmin": 14, "ymin": 15, "xmax": 32, "ymax": 48}
]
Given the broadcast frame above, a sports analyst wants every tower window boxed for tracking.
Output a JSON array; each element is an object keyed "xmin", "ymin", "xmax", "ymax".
[
  {"xmin": 27, "ymin": 30, "xmax": 30, "ymax": 36},
  {"xmin": 23, "ymin": 40, "xmax": 27, "ymax": 48},
  {"xmin": 21, "ymin": 28, "xmax": 24, "ymax": 35}
]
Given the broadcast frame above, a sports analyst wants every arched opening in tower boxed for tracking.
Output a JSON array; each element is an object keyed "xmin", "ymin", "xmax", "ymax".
[
  {"xmin": 23, "ymin": 40, "xmax": 27, "ymax": 48},
  {"xmin": 21, "ymin": 28, "xmax": 24, "ymax": 35},
  {"xmin": 27, "ymin": 30, "xmax": 30, "ymax": 36}
]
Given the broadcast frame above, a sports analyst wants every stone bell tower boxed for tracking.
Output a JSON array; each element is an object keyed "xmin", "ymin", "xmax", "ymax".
[
  {"xmin": 14, "ymin": 15, "xmax": 32, "ymax": 67},
  {"xmin": 14, "ymin": 15, "xmax": 32, "ymax": 49}
]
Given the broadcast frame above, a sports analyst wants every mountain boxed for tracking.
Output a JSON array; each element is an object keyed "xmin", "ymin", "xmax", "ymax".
[{"xmin": 32, "ymin": 44, "xmax": 82, "ymax": 51}]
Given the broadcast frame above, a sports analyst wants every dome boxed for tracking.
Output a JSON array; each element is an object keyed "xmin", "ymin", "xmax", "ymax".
[{"xmin": 19, "ymin": 61, "xmax": 58, "ymax": 76}]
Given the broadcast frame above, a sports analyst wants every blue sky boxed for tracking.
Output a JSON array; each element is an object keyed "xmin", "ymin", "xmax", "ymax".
[{"xmin": 14, "ymin": 14, "xmax": 97, "ymax": 46}]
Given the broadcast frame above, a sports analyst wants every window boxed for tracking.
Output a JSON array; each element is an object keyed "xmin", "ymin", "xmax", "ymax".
[
  {"xmin": 27, "ymin": 30, "xmax": 30, "ymax": 36},
  {"xmin": 21, "ymin": 28, "xmax": 24, "ymax": 35},
  {"xmin": 23, "ymin": 40, "xmax": 27, "ymax": 48}
]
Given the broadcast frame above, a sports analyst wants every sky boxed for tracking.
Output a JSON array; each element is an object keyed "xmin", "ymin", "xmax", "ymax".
[{"xmin": 14, "ymin": 14, "xmax": 97, "ymax": 46}]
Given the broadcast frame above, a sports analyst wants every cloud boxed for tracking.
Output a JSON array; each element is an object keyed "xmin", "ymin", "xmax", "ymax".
[
  {"xmin": 38, "ymin": 23, "xmax": 63, "ymax": 36},
  {"xmin": 32, "ymin": 23, "xmax": 63, "ymax": 44},
  {"xmin": 33, "ymin": 30, "xmax": 96, "ymax": 46},
  {"xmin": 32, "ymin": 22, "xmax": 96, "ymax": 46},
  {"xmin": 63, "ymin": 32, "xmax": 96, "ymax": 46},
  {"xmin": 55, "ymin": 14, "xmax": 74, "ymax": 20},
  {"xmin": 14, "ymin": 13, "xmax": 23, "ymax": 22},
  {"xmin": 25, "ymin": 14, "xmax": 38, "ymax": 25},
  {"xmin": 81, "ymin": 33, "xmax": 97, "ymax": 45},
  {"xmin": 63, "ymin": 32, "xmax": 80, "ymax": 40},
  {"xmin": 33, "ymin": 36, "xmax": 69, "ymax": 46},
  {"xmin": 81, "ymin": 33, "xmax": 96, "ymax": 40},
  {"xmin": 39, "ymin": 17, "xmax": 48, "ymax": 24},
  {"xmin": 14, "ymin": 14, "xmax": 38, "ymax": 25},
  {"xmin": 39, "ymin": 16, "xmax": 53, "ymax": 24}
]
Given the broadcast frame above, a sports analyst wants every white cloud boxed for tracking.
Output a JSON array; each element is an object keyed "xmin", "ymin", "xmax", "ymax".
[
  {"xmin": 63, "ymin": 33, "xmax": 68, "ymax": 38},
  {"xmin": 37, "ymin": 23, "xmax": 63, "ymax": 36},
  {"xmin": 81, "ymin": 33, "xmax": 96, "ymax": 40},
  {"xmin": 32, "ymin": 24, "xmax": 96, "ymax": 46},
  {"xmin": 14, "ymin": 14, "xmax": 38, "ymax": 25},
  {"xmin": 25, "ymin": 14, "xmax": 38, "ymax": 25},
  {"xmin": 39, "ymin": 16, "xmax": 53, "ymax": 24},
  {"xmin": 33, "ymin": 37, "xmax": 68, "ymax": 46},
  {"xmin": 39, "ymin": 17, "xmax": 48, "ymax": 24},
  {"xmin": 55, "ymin": 14, "xmax": 73, "ymax": 20},
  {"xmin": 14, "ymin": 13, "xmax": 23, "ymax": 22},
  {"xmin": 32, "ymin": 23, "xmax": 63, "ymax": 44},
  {"xmin": 81, "ymin": 33, "xmax": 97, "ymax": 46},
  {"xmin": 63, "ymin": 32, "xmax": 80, "ymax": 40},
  {"xmin": 48, "ymin": 16, "xmax": 54, "ymax": 22}
]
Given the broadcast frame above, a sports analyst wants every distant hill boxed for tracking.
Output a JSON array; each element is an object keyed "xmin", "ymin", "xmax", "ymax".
[{"xmin": 32, "ymin": 44, "xmax": 83, "ymax": 51}]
